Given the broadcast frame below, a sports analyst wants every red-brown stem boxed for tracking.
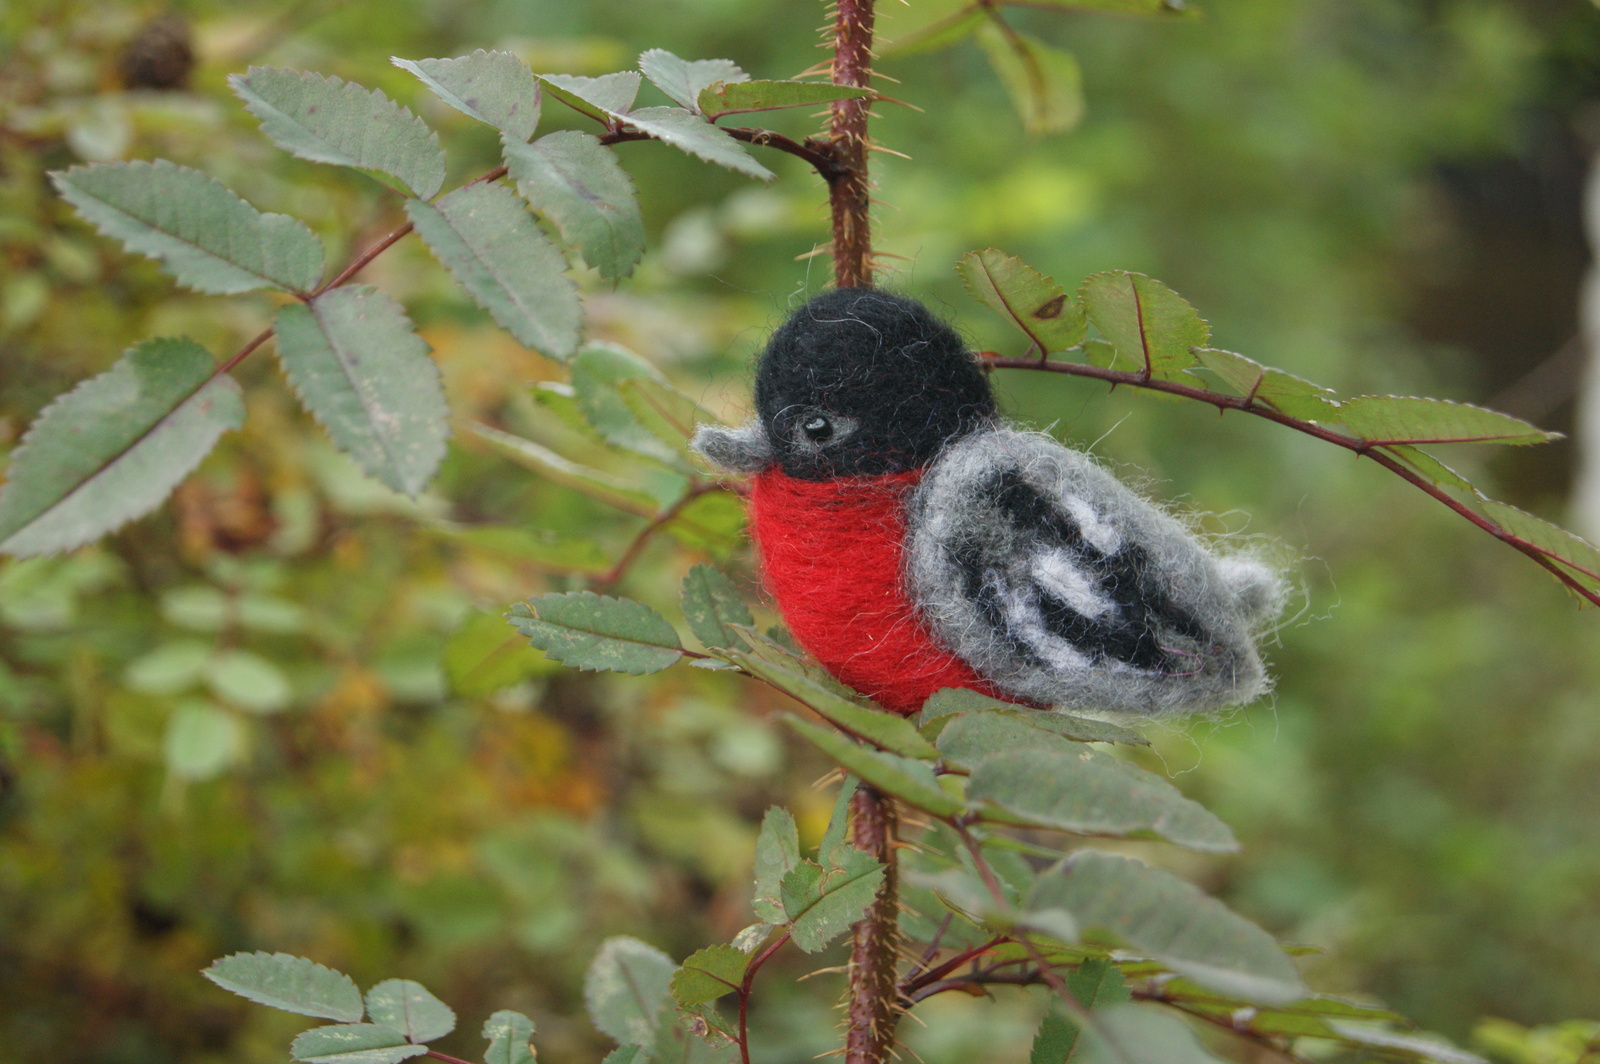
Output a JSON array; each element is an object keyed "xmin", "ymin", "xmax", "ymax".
[
  {"xmin": 829, "ymin": 0, "xmax": 877, "ymax": 289},
  {"xmin": 591, "ymin": 480, "xmax": 720, "ymax": 588},
  {"xmin": 738, "ymin": 930, "xmax": 792, "ymax": 1064},
  {"xmin": 983, "ymin": 355, "xmax": 1600, "ymax": 607},
  {"xmin": 845, "ymin": 785, "xmax": 900, "ymax": 1064}
]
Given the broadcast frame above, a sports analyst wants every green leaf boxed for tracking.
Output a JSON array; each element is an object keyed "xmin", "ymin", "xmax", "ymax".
[
  {"xmin": 1478, "ymin": 500, "xmax": 1600, "ymax": 591},
  {"xmin": 435, "ymin": 524, "xmax": 611, "ymax": 572},
  {"xmin": 205, "ymin": 649, "xmax": 292, "ymax": 714},
  {"xmin": 505, "ymin": 131, "xmax": 645, "ymax": 281},
  {"xmin": 663, "ymin": 490, "xmax": 746, "ymax": 555},
  {"xmin": 671, "ymin": 945, "xmax": 748, "ymax": 1006},
  {"xmin": 291, "ymin": 1025, "xmax": 429, "ymax": 1064},
  {"xmin": 443, "ymin": 610, "xmax": 560, "ymax": 696},
  {"xmin": 882, "ymin": 6, "xmax": 987, "ymax": 57},
  {"xmin": 1324, "ymin": 1023, "xmax": 1487, "ymax": 1064},
  {"xmin": 164, "ymin": 701, "xmax": 245, "ymax": 780},
  {"xmin": 1381, "ymin": 444, "xmax": 1476, "ymax": 493},
  {"xmin": 482, "ymin": 1010, "xmax": 536, "ymax": 1064},
  {"xmin": 509, "ymin": 592, "xmax": 683, "ymax": 674},
  {"xmin": 780, "ymin": 848, "xmax": 885, "ymax": 953},
  {"xmin": 365, "ymin": 979, "xmax": 456, "ymax": 1044},
  {"xmin": 727, "ymin": 650, "xmax": 937, "ymax": 758},
  {"xmin": 919, "ymin": 689, "xmax": 1147, "ymax": 746},
  {"xmin": 584, "ymin": 936, "xmax": 675, "ymax": 1046},
  {"xmin": 752, "ymin": 806, "xmax": 801, "ymax": 924},
  {"xmin": 1030, "ymin": 1005, "xmax": 1079, "ymax": 1064},
  {"xmin": 570, "ymin": 344, "xmax": 683, "ymax": 466},
  {"xmin": 51, "ymin": 160, "xmax": 323, "ymax": 294},
  {"xmin": 125, "ymin": 640, "xmax": 211, "ymax": 695},
  {"xmin": 468, "ymin": 423, "xmax": 657, "ymax": 515},
  {"xmin": 960, "ymin": 249, "xmax": 1087, "ymax": 353},
  {"xmin": 1079, "ymin": 272, "xmax": 1210, "ymax": 379},
  {"xmin": 976, "ymin": 24, "xmax": 1084, "ymax": 136},
  {"xmin": 1029, "ymin": 852, "xmax": 1306, "ymax": 1005},
  {"xmin": 783, "ymin": 716, "xmax": 962, "ymax": 816},
  {"xmin": 230, "ymin": 67, "xmax": 445, "ymax": 198},
  {"xmin": 273, "ymin": 286, "xmax": 449, "ymax": 497},
  {"xmin": 1329, "ymin": 396, "xmax": 1558, "ymax": 446},
  {"xmin": 1069, "ymin": 958, "xmax": 1132, "ymax": 1009},
  {"xmin": 202, "ymin": 952, "xmax": 365, "ymax": 1021},
  {"xmin": 601, "ymin": 1049, "xmax": 643, "ymax": 1064},
  {"xmin": 697, "ymin": 79, "xmax": 874, "ymax": 117},
  {"xmin": 617, "ymin": 375, "xmax": 724, "ymax": 451},
  {"xmin": 622, "ymin": 107, "xmax": 774, "ymax": 181},
  {"xmin": 639, "ymin": 50, "xmax": 748, "ymax": 112},
  {"xmin": 680, "ymin": 564, "xmax": 754, "ymax": 650},
  {"xmin": 536, "ymin": 72, "xmax": 642, "ymax": 122},
  {"xmin": 1192, "ymin": 347, "xmax": 1337, "ymax": 419},
  {"xmin": 1077, "ymin": 1004, "xmax": 1226, "ymax": 1064},
  {"xmin": 392, "ymin": 51, "xmax": 542, "ymax": 142},
  {"xmin": 966, "ymin": 744, "xmax": 1237, "ymax": 852},
  {"xmin": 1020, "ymin": 0, "xmax": 1195, "ymax": 15},
  {"xmin": 407, "ymin": 183, "xmax": 580, "ymax": 359},
  {"xmin": 0, "ymin": 338, "xmax": 244, "ymax": 558}
]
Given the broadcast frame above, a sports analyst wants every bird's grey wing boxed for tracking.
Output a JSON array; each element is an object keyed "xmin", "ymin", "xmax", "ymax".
[{"xmin": 905, "ymin": 427, "xmax": 1281, "ymax": 716}]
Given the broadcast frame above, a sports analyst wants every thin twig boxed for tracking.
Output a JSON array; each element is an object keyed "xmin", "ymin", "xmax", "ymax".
[
  {"xmin": 737, "ymin": 930, "xmax": 793, "ymax": 1064},
  {"xmin": 592, "ymin": 480, "xmax": 721, "ymax": 588},
  {"xmin": 982, "ymin": 353, "xmax": 1600, "ymax": 606}
]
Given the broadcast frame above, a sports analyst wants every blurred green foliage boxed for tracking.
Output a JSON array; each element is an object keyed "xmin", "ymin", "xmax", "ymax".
[{"xmin": 2, "ymin": 0, "xmax": 1598, "ymax": 1062}]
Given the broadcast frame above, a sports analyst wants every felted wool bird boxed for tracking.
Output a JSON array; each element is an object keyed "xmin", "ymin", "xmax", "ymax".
[{"xmin": 692, "ymin": 288, "xmax": 1284, "ymax": 718}]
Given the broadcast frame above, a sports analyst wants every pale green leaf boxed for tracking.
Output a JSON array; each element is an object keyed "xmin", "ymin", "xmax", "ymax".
[
  {"xmin": 125, "ymin": 640, "xmax": 211, "ymax": 695},
  {"xmin": 639, "ymin": 50, "xmax": 748, "ymax": 112},
  {"xmin": 780, "ymin": 848, "xmax": 885, "ymax": 953},
  {"xmin": 1080, "ymin": 271, "xmax": 1209, "ymax": 379},
  {"xmin": 443, "ymin": 611, "xmax": 560, "ymax": 697},
  {"xmin": 584, "ymin": 936, "xmax": 675, "ymax": 1046},
  {"xmin": 1324, "ymin": 1023, "xmax": 1487, "ymax": 1064},
  {"xmin": 601, "ymin": 1050, "xmax": 643, "ymax": 1064},
  {"xmin": 570, "ymin": 344, "xmax": 683, "ymax": 466},
  {"xmin": 732, "ymin": 652, "xmax": 938, "ymax": 759},
  {"xmin": 1192, "ymin": 347, "xmax": 1336, "ymax": 419},
  {"xmin": 164, "ymin": 702, "xmax": 245, "ymax": 780},
  {"xmin": 959, "ymin": 249, "xmax": 1087, "ymax": 353},
  {"xmin": 622, "ymin": 107, "xmax": 774, "ymax": 181},
  {"xmin": 680, "ymin": 564, "xmax": 754, "ymax": 650},
  {"xmin": 536, "ymin": 72, "xmax": 642, "ymax": 122},
  {"xmin": 508, "ymin": 592, "xmax": 683, "ymax": 674},
  {"xmin": 752, "ymin": 806, "xmax": 801, "ymax": 924},
  {"xmin": 662, "ymin": 489, "xmax": 745, "ymax": 555},
  {"xmin": 1077, "ymin": 1005, "xmax": 1226, "ymax": 1064},
  {"xmin": 230, "ymin": 67, "xmax": 445, "ymax": 198},
  {"xmin": 273, "ymin": 286, "xmax": 449, "ymax": 497},
  {"xmin": 977, "ymin": 24, "xmax": 1084, "ymax": 136},
  {"xmin": 435, "ymin": 525, "xmax": 611, "ymax": 572},
  {"xmin": 365, "ymin": 979, "xmax": 456, "ymax": 1044},
  {"xmin": 202, "ymin": 952, "xmax": 365, "ymax": 1021},
  {"xmin": 817, "ymin": 776, "xmax": 858, "ymax": 870},
  {"xmin": 505, "ymin": 131, "xmax": 645, "ymax": 281},
  {"xmin": 697, "ymin": 79, "xmax": 873, "ymax": 117},
  {"xmin": 1328, "ymin": 396, "xmax": 1557, "ymax": 446},
  {"xmin": 205, "ymin": 649, "xmax": 292, "ymax": 714},
  {"xmin": 670, "ymin": 945, "xmax": 747, "ymax": 1006},
  {"xmin": 468, "ymin": 423, "xmax": 657, "ymax": 515},
  {"xmin": 51, "ymin": 160, "xmax": 323, "ymax": 294},
  {"xmin": 1479, "ymin": 500, "xmax": 1600, "ymax": 590},
  {"xmin": 291, "ymin": 1025, "xmax": 429, "ymax": 1064},
  {"xmin": 407, "ymin": 183, "xmax": 580, "ymax": 359},
  {"xmin": 617, "ymin": 375, "xmax": 724, "ymax": 450},
  {"xmin": 1381, "ymin": 444, "xmax": 1476, "ymax": 493},
  {"xmin": 783, "ymin": 716, "xmax": 962, "ymax": 816},
  {"xmin": 392, "ymin": 51, "xmax": 542, "ymax": 142},
  {"xmin": 966, "ymin": 744, "xmax": 1237, "ymax": 852},
  {"xmin": 0, "ymin": 338, "xmax": 244, "ymax": 558},
  {"xmin": 918, "ymin": 688, "xmax": 1147, "ymax": 746},
  {"xmin": 1029, "ymin": 852, "xmax": 1306, "ymax": 1004},
  {"xmin": 482, "ymin": 1009, "xmax": 536, "ymax": 1064}
]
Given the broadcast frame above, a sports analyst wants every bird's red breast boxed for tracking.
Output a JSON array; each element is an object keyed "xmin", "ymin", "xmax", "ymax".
[{"xmin": 749, "ymin": 467, "xmax": 999, "ymax": 715}]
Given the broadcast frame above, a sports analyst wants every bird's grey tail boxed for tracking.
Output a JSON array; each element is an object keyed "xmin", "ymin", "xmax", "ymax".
[{"xmin": 1215, "ymin": 554, "xmax": 1288, "ymax": 625}]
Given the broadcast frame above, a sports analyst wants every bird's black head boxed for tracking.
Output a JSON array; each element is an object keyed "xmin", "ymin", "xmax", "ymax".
[{"xmin": 753, "ymin": 288, "xmax": 996, "ymax": 480}]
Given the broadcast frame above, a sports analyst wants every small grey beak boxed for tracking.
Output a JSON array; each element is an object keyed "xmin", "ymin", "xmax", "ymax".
[{"xmin": 691, "ymin": 420, "xmax": 773, "ymax": 474}]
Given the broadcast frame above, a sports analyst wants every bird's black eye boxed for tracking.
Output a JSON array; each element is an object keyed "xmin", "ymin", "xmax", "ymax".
[{"xmin": 803, "ymin": 415, "xmax": 833, "ymax": 442}]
